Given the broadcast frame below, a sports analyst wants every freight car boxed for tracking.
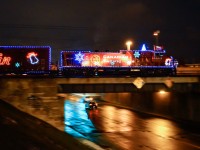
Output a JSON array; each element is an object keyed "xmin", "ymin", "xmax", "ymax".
[{"xmin": 0, "ymin": 46, "xmax": 51, "ymax": 75}]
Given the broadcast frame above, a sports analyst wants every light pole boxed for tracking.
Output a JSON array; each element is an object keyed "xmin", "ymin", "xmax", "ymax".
[
  {"xmin": 126, "ymin": 41, "xmax": 132, "ymax": 50},
  {"xmin": 153, "ymin": 30, "xmax": 160, "ymax": 46}
]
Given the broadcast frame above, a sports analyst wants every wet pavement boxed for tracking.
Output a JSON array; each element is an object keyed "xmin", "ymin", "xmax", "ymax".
[
  {"xmin": 63, "ymin": 98, "xmax": 200, "ymax": 150},
  {"xmin": 4, "ymin": 94, "xmax": 200, "ymax": 150}
]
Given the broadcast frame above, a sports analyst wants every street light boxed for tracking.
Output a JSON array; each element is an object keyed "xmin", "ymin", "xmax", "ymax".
[
  {"xmin": 153, "ymin": 30, "xmax": 160, "ymax": 46},
  {"xmin": 126, "ymin": 41, "xmax": 132, "ymax": 50}
]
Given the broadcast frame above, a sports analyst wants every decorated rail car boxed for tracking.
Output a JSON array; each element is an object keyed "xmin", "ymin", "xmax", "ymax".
[
  {"xmin": 0, "ymin": 45, "xmax": 177, "ymax": 77},
  {"xmin": 60, "ymin": 46, "xmax": 177, "ymax": 77},
  {"xmin": 0, "ymin": 46, "xmax": 51, "ymax": 75}
]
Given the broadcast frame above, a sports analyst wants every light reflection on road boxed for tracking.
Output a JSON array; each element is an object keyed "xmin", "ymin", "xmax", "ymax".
[
  {"xmin": 64, "ymin": 100, "xmax": 96, "ymax": 138},
  {"xmin": 146, "ymin": 118, "xmax": 181, "ymax": 138},
  {"xmin": 99, "ymin": 106, "xmax": 134, "ymax": 132},
  {"xmin": 63, "ymin": 96, "xmax": 200, "ymax": 150},
  {"xmin": 11, "ymin": 93, "xmax": 200, "ymax": 150}
]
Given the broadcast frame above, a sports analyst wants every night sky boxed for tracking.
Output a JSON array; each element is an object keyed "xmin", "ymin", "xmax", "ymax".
[{"xmin": 0, "ymin": 0, "xmax": 199, "ymax": 64}]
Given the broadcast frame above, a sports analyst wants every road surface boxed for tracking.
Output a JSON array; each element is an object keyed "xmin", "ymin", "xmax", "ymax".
[{"xmin": 64, "ymin": 98, "xmax": 200, "ymax": 150}]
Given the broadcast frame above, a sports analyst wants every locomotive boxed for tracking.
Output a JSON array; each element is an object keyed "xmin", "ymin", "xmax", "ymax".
[
  {"xmin": 60, "ymin": 44, "xmax": 177, "ymax": 77},
  {"xmin": 0, "ymin": 45, "xmax": 177, "ymax": 77}
]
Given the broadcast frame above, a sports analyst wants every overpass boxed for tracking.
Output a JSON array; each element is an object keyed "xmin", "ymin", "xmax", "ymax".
[
  {"xmin": 57, "ymin": 77, "xmax": 200, "ymax": 93},
  {"xmin": 0, "ymin": 76, "xmax": 200, "ymax": 123},
  {"xmin": 0, "ymin": 76, "xmax": 199, "ymax": 94}
]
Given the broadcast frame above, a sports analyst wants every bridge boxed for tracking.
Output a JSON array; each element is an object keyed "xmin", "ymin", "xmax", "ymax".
[{"xmin": 0, "ymin": 76, "xmax": 200, "ymax": 124}]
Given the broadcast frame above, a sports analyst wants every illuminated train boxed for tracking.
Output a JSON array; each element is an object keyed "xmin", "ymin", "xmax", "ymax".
[
  {"xmin": 0, "ymin": 45, "xmax": 177, "ymax": 77},
  {"xmin": 60, "ymin": 45, "xmax": 177, "ymax": 77},
  {"xmin": 0, "ymin": 46, "xmax": 51, "ymax": 75}
]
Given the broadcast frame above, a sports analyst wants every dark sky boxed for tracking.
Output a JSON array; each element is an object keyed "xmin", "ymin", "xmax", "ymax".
[{"xmin": 0, "ymin": 0, "xmax": 199, "ymax": 63}]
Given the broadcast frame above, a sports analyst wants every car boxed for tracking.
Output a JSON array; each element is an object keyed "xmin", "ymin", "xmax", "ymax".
[
  {"xmin": 84, "ymin": 96, "xmax": 93, "ymax": 102},
  {"xmin": 85, "ymin": 100, "xmax": 98, "ymax": 110}
]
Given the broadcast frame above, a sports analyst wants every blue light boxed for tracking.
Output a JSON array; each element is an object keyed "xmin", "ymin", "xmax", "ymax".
[
  {"xmin": 141, "ymin": 44, "xmax": 147, "ymax": 51},
  {"xmin": 15, "ymin": 62, "xmax": 20, "ymax": 68},
  {"xmin": 75, "ymin": 52, "xmax": 84, "ymax": 63},
  {"xmin": 60, "ymin": 51, "xmax": 64, "ymax": 67}
]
